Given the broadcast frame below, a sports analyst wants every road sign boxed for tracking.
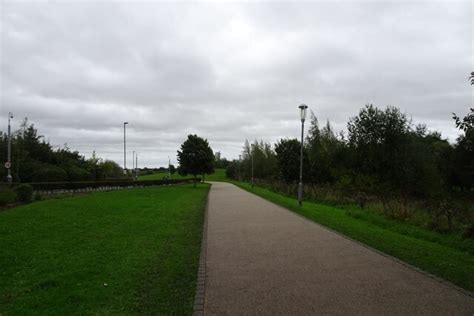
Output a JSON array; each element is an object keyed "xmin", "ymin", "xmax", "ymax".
[{"xmin": 4, "ymin": 162, "xmax": 11, "ymax": 169}]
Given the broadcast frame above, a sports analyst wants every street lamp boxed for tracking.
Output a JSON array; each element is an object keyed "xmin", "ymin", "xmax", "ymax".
[
  {"xmin": 298, "ymin": 104, "xmax": 308, "ymax": 206},
  {"xmin": 6, "ymin": 112, "xmax": 13, "ymax": 183},
  {"xmin": 123, "ymin": 122, "xmax": 128, "ymax": 175},
  {"xmin": 132, "ymin": 151, "xmax": 135, "ymax": 180},
  {"xmin": 168, "ymin": 156, "xmax": 171, "ymax": 179},
  {"xmin": 135, "ymin": 153, "xmax": 138, "ymax": 180},
  {"xmin": 251, "ymin": 144, "xmax": 254, "ymax": 187}
]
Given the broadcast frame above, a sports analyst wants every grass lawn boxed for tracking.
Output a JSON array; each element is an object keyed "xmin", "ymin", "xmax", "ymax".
[
  {"xmin": 0, "ymin": 184, "xmax": 209, "ymax": 315},
  {"xmin": 138, "ymin": 168, "xmax": 227, "ymax": 182},
  {"xmin": 231, "ymin": 181, "xmax": 474, "ymax": 293}
]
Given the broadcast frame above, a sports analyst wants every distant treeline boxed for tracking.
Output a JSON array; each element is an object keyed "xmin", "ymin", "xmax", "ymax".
[
  {"xmin": 226, "ymin": 105, "xmax": 473, "ymax": 233},
  {"xmin": 0, "ymin": 119, "xmax": 123, "ymax": 183}
]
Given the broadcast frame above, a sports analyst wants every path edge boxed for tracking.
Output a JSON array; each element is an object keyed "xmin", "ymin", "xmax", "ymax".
[{"xmin": 192, "ymin": 184, "xmax": 210, "ymax": 315}]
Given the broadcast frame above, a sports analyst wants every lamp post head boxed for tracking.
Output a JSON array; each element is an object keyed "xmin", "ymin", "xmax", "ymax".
[
  {"xmin": 124, "ymin": 122, "xmax": 129, "ymax": 125},
  {"xmin": 299, "ymin": 104, "xmax": 308, "ymax": 122}
]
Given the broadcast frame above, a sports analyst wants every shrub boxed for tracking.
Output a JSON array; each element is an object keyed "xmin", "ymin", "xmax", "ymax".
[
  {"xmin": 14, "ymin": 184, "xmax": 34, "ymax": 203},
  {"xmin": 34, "ymin": 192, "xmax": 43, "ymax": 201},
  {"xmin": 32, "ymin": 165, "xmax": 68, "ymax": 182},
  {"xmin": 0, "ymin": 186, "xmax": 16, "ymax": 206}
]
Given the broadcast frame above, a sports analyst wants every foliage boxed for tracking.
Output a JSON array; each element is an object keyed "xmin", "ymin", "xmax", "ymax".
[
  {"xmin": 0, "ymin": 186, "xmax": 16, "ymax": 206},
  {"xmin": 177, "ymin": 134, "xmax": 214, "ymax": 187},
  {"xmin": 0, "ymin": 119, "xmax": 125, "ymax": 183},
  {"xmin": 13, "ymin": 184, "xmax": 34, "ymax": 203},
  {"xmin": 227, "ymin": 104, "xmax": 473, "ymax": 232},
  {"xmin": 214, "ymin": 151, "xmax": 231, "ymax": 169},
  {"xmin": 169, "ymin": 164, "xmax": 176, "ymax": 174},
  {"xmin": 274, "ymin": 138, "xmax": 305, "ymax": 183},
  {"xmin": 450, "ymin": 108, "xmax": 474, "ymax": 191}
]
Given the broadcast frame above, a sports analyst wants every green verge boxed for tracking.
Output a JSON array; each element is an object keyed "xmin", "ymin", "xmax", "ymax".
[
  {"xmin": 139, "ymin": 168, "xmax": 226, "ymax": 182},
  {"xmin": 230, "ymin": 181, "xmax": 474, "ymax": 293},
  {"xmin": 0, "ymin": 184, "xmax": 209, "ymax": 315}
]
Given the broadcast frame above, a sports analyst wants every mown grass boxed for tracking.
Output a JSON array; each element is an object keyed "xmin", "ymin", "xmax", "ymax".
[
  {"xmin": 139, "ymin": 168, "xmax": 227, "ymax": 182},
  {"xmin": 231, "ymin": 180, "xmax": 474, "ymax": 293},
  {"xmin": 0, "ymin": 184, "xmax": 209, "ymax": 315}
]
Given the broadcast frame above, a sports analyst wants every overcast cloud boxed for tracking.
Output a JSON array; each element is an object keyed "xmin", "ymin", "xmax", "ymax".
[{"xmin": 1, "ymin": 1, "xmax": 472, "ymax": 167}]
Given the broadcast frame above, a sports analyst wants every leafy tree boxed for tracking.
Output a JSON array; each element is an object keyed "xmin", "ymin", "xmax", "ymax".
[
  {"xmin": 275, "ymin": 138, "xmax": 305, "ymax": 183},
  {"xmin": 177, "ymin": 134, "xmax": 214, "ymax": 187},
  {"xmin": 450, "ymin": 108, "xmax": 474, "ymax": 191},
  {"xmin": 169, "ymin": 164, "xmax": 176, "ymax": 175},
  {"xmin": 306, "ymin": 113, "xmax": 346, "ymax": 184},
  {"xmin": 0, "ymin": 119, "xmax": 123, "ymax": 183}
]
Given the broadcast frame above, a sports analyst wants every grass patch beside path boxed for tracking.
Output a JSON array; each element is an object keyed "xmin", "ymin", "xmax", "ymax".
[
  {"xmin": 0, "ymin": 184, "xmax": 209, "ymax": 315},
  {"xmin": 139, "ymin": 168, "xmax": 226, "ymax": 182},
  {"xmin": 232, "ymin": 181, "xmax": 474, "ymax": 293}
]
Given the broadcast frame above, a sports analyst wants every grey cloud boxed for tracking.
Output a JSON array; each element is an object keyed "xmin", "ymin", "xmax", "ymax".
[{"xmin": 1, "ymin": 1, "xmax": 471, "ymax": 167}]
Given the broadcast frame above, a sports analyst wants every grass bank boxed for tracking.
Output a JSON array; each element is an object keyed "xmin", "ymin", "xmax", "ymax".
[
  {"xmin": 231, "ymin": 181, "xmax": 474, "ymax": 293},
  {"xmin": 0, "ymin": 184, "xmax": 209, "ymax": 315},
  {"xmin": 139, "ymin": 168, "xmax": 226, "ymax": 182}
]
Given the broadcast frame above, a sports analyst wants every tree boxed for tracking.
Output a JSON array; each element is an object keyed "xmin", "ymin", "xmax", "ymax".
[
  {"xmin": 450, "ymin": 108, "xmax": 474, "ymax": 191},
  {"xmin": 169, "ymin": 164, "xmax": 176, "ymax": 175},
  {"xmin": 177, "ymin": 134, "xmax": 214, "ymax": 187},
  {"xmin": 306, "ymin": 114, "xmax": 345, "ymax": 184},
  {"xmin": 275, "ymin": 138, "xmax": 305, "ymax": 183}
]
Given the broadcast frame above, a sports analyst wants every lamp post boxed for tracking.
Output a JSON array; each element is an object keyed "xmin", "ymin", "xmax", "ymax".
[
  {"xmin": 135, "ymin": 153, "xmax": 138, "ymax": 180},
  {"xmin": 238, "ymin": 154, "xmax": 242, "ymax": 182},
  {"xmin": 132, "ymin": 151, "xmax": 135, "ymax": 180},
  {"xmin": 168, "ymin": 156, "xmax": 171, "ymax": 179},
  {"xmin": 123, "ymin": 122, "xmax": 128, "ymax": 175},
  {"xmin": 298, "ymin": 104, "xmax": 308, "ymax": 206},
  {"xmin": 6, "ymin": 112, "xmax": 13, "ymax": 183},
  {"xmin": 251, "ymin": 144, "xmax": 254, "ymax": 187}
]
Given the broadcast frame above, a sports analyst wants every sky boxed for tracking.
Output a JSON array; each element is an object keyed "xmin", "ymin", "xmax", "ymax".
[{"xmin": 1, "ymin": 0, "xmax": 472, "ymax": 168}]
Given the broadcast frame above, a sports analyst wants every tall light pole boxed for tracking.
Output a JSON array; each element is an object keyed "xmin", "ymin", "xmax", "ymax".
[
  {"xmin": 168, "ymin": 156, "xmax": 171, "ymax": 179},
  {"xmin": 123, "ymin": 122, "xmax": 128, "ymax": 175},
  {"xmin": 238, "ymin": 154, "xmax": 242, "ymax": 182},
  {"xmin": 298, "ymin": 104, "xmax": 308, "ymax": 206},
  {"xmin": 135, "ymin": 153, "xmax": 138, "ymax": 180},
  {"xmin": 132, "ymin": 150, "xmax": 135, "ymax": 180},
  {"xmin": 6, "ymin": 112, "xmax": 13, "ymax": 183},
  {"xmin": 251, "ymin": 144, "xmax": 254, "ymax": 187}
]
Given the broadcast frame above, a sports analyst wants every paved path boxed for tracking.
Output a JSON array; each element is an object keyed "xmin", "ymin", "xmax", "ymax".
[{"xmin": 203, "ymin": 182, "xmax": 474, "ymax": 315}]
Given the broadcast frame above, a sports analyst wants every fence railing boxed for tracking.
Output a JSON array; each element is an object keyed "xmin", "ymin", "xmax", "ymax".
[{"xmin": 20, "ymin": 178, "xmax": 199, "ymax": 195}]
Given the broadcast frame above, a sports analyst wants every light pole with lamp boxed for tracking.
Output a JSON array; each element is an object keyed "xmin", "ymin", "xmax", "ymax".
[
  {"xmin": 251, "ymin": 144, "xmax": 254, "ymax": 187},
  {"xmin": 132, "ymin": 151, "xmax": 135, "ymax": 178},
  {"xmin": 123, "ymin": 122, "xmax": 128, "ymax": 175},
  {"xmin": 135, "ymin": 153, "xmax": 138, "ymax": 180},
  {"xmin": 6, "ymin": 112, "xmax": 13, "ymax": 183},
  {"xmin": 298, "ymin": 104, "xmax": 308, "ymax": 206}
]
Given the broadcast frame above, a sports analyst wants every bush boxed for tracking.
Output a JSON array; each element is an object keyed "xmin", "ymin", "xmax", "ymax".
[
  {"xmin": 32, "ymin": 165, "xmax": 68, "ymax": 182},
  {"xmin": 34, "ymin": 192, "xmax": 43, "ymax": 201},
  {"xmin": 14, "ymin": 184, "xmax": 34, "ymax": 203},
  {"xmin": 0, "ymin": 186, "xmax": 16, "ymax": 206}
]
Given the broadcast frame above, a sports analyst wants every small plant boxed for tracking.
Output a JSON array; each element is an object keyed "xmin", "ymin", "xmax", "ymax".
[
  {"xmin": 0, "ymin": 186, "xmax": 16, "ymax": 206},
  {"xmin": 14, "ymin": 184, "xmax": 34, "ymax": 203}
]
